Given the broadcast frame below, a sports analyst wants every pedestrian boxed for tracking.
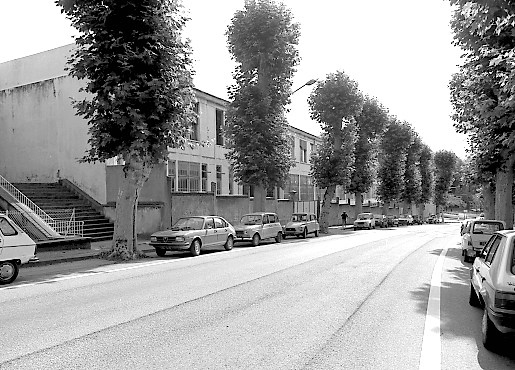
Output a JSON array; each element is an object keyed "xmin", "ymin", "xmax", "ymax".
[{"xmin": 341, "ymin": 211, "xmax": 348, "ymax": 229}]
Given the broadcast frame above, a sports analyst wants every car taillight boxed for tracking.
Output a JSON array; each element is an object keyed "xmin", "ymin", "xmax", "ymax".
[{"xmin": 494, "ymin": 291, "xmax": 515, "ymax": 310}]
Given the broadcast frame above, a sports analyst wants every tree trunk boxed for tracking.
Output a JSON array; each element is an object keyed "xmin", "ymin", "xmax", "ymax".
[
  {"xmin": 418, "ymin": 203, "xmax": 425, "ymax": 218},
  {"xmin": 319, "ymin": 184, "xmax": 336, "ymax": 233},
  {"xmin": 495, "ymin": 154, "xmax": 515, "ymax": 228},
  {"xmin": 354, "ymin": 192, "xmax": 363, "ymax": 215},
  {"xmin": 108, "ymin": 157, "xmax": 153, "ymax": 260},
  {"xmin": 253, "ymin": 184, "xmax": 267, "ymax": 212},
  {"xmin": 481, "ymin": 182, "xmax": 495, "ymax": 219}
]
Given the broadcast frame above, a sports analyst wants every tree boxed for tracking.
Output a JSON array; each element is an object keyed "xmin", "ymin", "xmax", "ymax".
[
  {"xmin": 418, "ymin": 143, "xmax": 434, "ymax": 216},
  {"xmin": 58, "ymin": 0, "xmax": 196, "ymax": 260},
  {"xmin": 376, "ymin": 119, "xmax": 413, "ymax": 213},
  {"xmin": 433, "ymin": 150, "xmax": 457, "ymax": 215},
  {"xmin": 348, "ymin": 96, "xmax": 388, "ymax": 215},
  {"xmin": 308, "ymin": 71, "xmax": 362, "ymax": 232},
  {"xmin": 400, "ymin": 131, "xmax": 422, "ymax": 214},
  {"xmin": 225, "ymin": 0, "xmax": 300, "ymax": 211}
]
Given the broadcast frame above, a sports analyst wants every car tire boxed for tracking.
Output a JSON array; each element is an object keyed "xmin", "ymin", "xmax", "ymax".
[
  {"xmin": 0, "ymin": 261, "xmax": 19, "ymax": 285},
  {"xmin": 302, "ymin": 228, "xmax": 307, "ymax": 239},
  {"xmin": 190, "ymin": 239, "xmax": 201, "ymax": 256},
  {"xmin": 155, "ymin": 248, "xmax": 167, "ymax": 257},
  {"xmin": 354, "ymin": 228, "xmax": 357, "ymax": 231},
  {"xmin": 469, "ymin": 283, "xmax": 482, "ymax": 307},
  {"xmin": 315, "ymin": 230, "xmax": 319, "ymax": 237},
  {"xmin": 252, "ymin": 233, "xmax": 260, "ymax": 246},
  {"xmin": 482, "ymin": 307, "xmax": 501, "ymax": 351},
  {"xmin": 224, "ymin": 236, "xmax": 234, "ymax": 251},
  {"xmin": 275, "ymin": 232, "xmax": 282, "ymax": 243}
]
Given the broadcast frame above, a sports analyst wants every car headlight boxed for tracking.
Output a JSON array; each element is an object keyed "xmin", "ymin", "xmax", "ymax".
[
  {"xmin": 150, "ymin": 236, "xmax": 157, "ymax": 242},
  {"xmin": 176, "ymin": 236, "xmax": 185, "ymax": 242}
]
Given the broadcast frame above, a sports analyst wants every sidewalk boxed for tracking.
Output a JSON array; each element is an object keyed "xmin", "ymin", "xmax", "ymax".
[{"xmin": 29, "ymin": 226, "xmax": 354, "ymax": 267}]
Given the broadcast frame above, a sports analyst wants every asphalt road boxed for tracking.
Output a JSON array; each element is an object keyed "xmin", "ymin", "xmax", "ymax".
[{"xmin": 1, "ymin": 224, "xmax": 514, "ymax": 369}]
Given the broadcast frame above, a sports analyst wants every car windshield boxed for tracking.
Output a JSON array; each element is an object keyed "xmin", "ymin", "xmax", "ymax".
[
  {"xmin": 291, "ymin": 214, "xmax": 308, "ymax": 222},
  {"xmin": 472, "ymin": 222, "xmax": 503, "ymax": 234},
  {"xmin": 171, "ymin": 217, "xmax": 204, "ymax": 231},
  {"xmin": 357, "ymin": 214, "xmax": 371, "ymax": 220},
  {"xmin": 241, "ymin": 214, "xmax": 262, "ymax": 225}
]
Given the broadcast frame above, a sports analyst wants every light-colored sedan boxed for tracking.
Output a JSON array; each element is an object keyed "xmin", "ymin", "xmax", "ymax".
[
  {"xmin": 234, "ymin": 212, "xmax": 283, "ymax": 246},
  {"xmin": 461, "ymin": 219, "xmax": 505, "ymax": 262},
  {"xmin": 150, "ymin": 216, "xmax": 235, "ymax": 257},
  {"xmin": 283, "ymin": 213, "xmax": 320, "ymax": 238},
  {"xmin": 469, "ymin": 230, "xmax": 515, "ymax": 350}
]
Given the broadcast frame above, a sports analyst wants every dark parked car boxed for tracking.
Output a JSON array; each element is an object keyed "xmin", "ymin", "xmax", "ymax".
[
  {"xmin": 386, "ymin": 215, "xmax": 399, "ymax": 227},
  {"xmin": 412, "ymin": 215, "xmax": 423, "ymax": 225}
]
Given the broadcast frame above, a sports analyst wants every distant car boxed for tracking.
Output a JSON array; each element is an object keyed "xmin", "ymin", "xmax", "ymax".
[
  {"xmin": 283, "ymin": 213, "xmax": 320, "ymax": 238},
  {"xmin": 234, "ymin": 212, "xmax": 283, "ymax": 246},
  {"xmin": 427, "ymin": 214, "xmax": 438, "ymax": 224},
  {"xmin": 150, "ymin": 216, "xmax": 235, "ymax": 257},
  {"xmin": 354, "ymin": 212, "xmax": 375, "ymax": 230},
  {"xmin": 412, "ymin": 215, "xmax": 423, "ymax": 225},
  {"xmin": 373, "ymin": 214, "xmax": 386, "ymax": 228},
  {"xmin": 461, "ymin": 219, "xmax": 505, "ymax": 262},
  {"xmin": 0, "ymin": 213, "xmax": 38, "ymax": 285},
  {"xmin": 469, "ymin": 230, "xmax": 515, "ymax": 350},
  {"xmin": 386, "ymin": 215, "xmax": 399, "ymax": 227},
  {"xmin": 398, "ymin": 214, "xmax": 414, "ymax": 226}
]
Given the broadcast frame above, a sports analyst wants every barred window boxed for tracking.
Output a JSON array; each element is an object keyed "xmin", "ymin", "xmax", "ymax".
[
  {"xmin": 178, "ymin": 161, "xmax": 200, "ymax": 192},
  {"xmin": 201, "ymin": 163, "xmax": 208, "ymax": 192},
  {"xmin": 167, "ymin": 160, "xmax": 176, "ymax": 192},
  {"xmin": 216, "ymin": 165, "xmax": 222, "ymax": 195},
  {"xmin": 300, "ymin": 140, "xmax": 307, "ymax": 163}
]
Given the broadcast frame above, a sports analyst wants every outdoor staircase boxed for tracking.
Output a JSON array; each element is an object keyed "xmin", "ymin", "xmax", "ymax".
[{"xmin": 12, "ymin": 182, "xmax": 114, "ymax": 242}]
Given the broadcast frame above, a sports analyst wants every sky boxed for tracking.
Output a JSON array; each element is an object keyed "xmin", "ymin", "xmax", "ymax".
[{"xmin": 0, "ymin": 0, "xmax": 468, "ymax": 158}]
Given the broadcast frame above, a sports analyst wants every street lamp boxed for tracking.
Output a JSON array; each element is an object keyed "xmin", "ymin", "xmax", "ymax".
[{"xmin": 292, "ymin": 78, "xmax": 317, "ymax": 94}]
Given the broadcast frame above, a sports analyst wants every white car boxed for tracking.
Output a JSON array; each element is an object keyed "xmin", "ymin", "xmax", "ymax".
[
  {"xmin": 469, "ymin": 230, "xmax": 515, "ymax": 350},
  {"xmin": 234, "ymin": 212, "xmax": 283, "ymax": 246},
  {"xmin": 461, "ymin": 219, "xmax": 505, "ymax": 262},
  {"xmin": 354, "ymin": 213, "xmax": 375, "ymax": 230},
  {"xmin": 0, "ymin": 213, "xmax": 38, "ymax": 284},
  {"xmin": 283, "ymin": 213, "xmax": 320, "ymax": 238}
]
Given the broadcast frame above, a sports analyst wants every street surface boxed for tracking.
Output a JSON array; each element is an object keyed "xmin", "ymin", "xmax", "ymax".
[{"xmin": 1, "ymin": 223, "xmax": 514, "ymax": 369}]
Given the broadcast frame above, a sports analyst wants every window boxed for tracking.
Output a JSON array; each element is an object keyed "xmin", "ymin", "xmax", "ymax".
[
  {"xmin": 216, "ymin": 165, "xmax": 222, "ymax": 195},
  {"xmin": 243, "ymin": 185, "xmax": 254, "ymax": 197},
  {"xmin": 201, "ymin": 163, "xmax": 208, "ymax": 192},
  {"xmin": 214, "ymin": 217, "xmax": 225, "ymax": 229},
  {"xmin": 486, "ymin": 236, "xmax": 504, "ymax": 264},
  {"xmin": 310, "ymin": 143, "xmax": 314, "ymax": 160},
  {"xmin": 300, "ymin": 140, "xmax": 307, "ymax": 163},
  {"xmin": 167, "ymin": 160, "xmax": 176, "ymax": 192},
  {"xmin": 267, "ymin": 186, "xmax": 275, "ymax": 198},
  {"xmin": 269, "ymin": 214, "xmax": 276, "ymax": 223},
  {"xmin": 299, "ymin": 175, "xmax": 314, "ymax": 201},
  {"xmin": 204, "ymin": 218, "xmax": 215, "ymax": 229},
  {"xmin": 229, "ymin": 168, "xmax": 234, "ymax": 195},
  {"xmin": 0, "ymin": 217, "xmax": 17, "ymax": 236},
  {"xmin": 263, "ymin": 215, "xmax": 269, "ymax": 224},
  {"xmin": 216, "ymin": 109, "xmax": 224, "ymax": 146},
  {"xmin": 178, "ymin": 161, "xmax": 200, "ymax": 192},
  {"xmin": 190, "ymin": 102, "xmax": 199, "ymax": 141},
  {"xmin": 290, "ymin": 137, "xmax": 295, "ymax": 160}
]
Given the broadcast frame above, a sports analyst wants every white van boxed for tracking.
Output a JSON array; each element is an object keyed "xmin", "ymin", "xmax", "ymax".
[{"xmin": 0, "ymin": 213, "xmax": 38, "ymax": 284}]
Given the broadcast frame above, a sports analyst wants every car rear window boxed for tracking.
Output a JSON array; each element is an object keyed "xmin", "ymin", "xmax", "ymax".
[
  {"xmin": 0, "ymin": 217, "xmax": 17, "ymax": 236},
  {"xmin": 472, "ymin": 222, "xmax": 504, "ymax": 234}
]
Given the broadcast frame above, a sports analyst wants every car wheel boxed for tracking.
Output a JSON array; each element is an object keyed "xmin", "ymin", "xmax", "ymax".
[
  {"xmin": 224, "ymin": 236, "xmax": 234, "ymax": 251},
  {"xmin": 469, "ymin": 283, "xmax": 482, "ymax": 307},
  {"xmin": 252, "ymin": 233, "xmax": 260, "ymax": 246},
  {"xmin": 315, "ymin": 230, "xmax": 319, "ymax": 237},
  {"xmin": 0, "ymin": 261, "xmax": 19, "ymax": 285},
  {"xmin": 302, "ymin": 228, "xmax": 307, "ymax": 239},
  {"xmin": 275, "ymin": 232, "xmax": 283, "ymax": 243},
  {"xmin": 190, "ymin": 239, "xmax": 201, "ymax": 256},
  {"xmin": 354, "ymin": 228, "xmax": 357, "ymax": 231},
  {"xmin": 482, "ymin": 306, "xmax": 501, "ymax": 350},
  {"xmin": 155, "ymin": 248, "xmax": 167, "ymax": 257}
]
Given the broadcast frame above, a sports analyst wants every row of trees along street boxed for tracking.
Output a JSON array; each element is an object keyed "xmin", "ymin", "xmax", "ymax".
[
  {"xmin": 449, "ymin": 0, "xmax": 515, "ymax": 229},
  {"xmin": 57, "ymin": 0, "xmax": 461, "ymax": 259}
]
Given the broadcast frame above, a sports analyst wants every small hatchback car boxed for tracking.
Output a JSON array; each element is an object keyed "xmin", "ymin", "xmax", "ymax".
[
  {"xmin": 461, "ymin": 219, "xmax": 505, "ymax": 262},
  {"xmin": 354, "ymin": 213, "xmax": 375, "ymax": 230},
  {"xmin": 469, "ymin": 230, "xmax": 515, "ymax": 350},
  {"xmin": 283, "ymin": 213, "xmax": 320, "ymax": 238},
  {"xmin": 150, "ymin": 216, "xmax": 235, "ymax": 257},
  {"xmin": 0, "ymin": 213, "xmax": 38, "ymax": 285},
  {"xmin": 234, "ymin": 212, "xmax": 283, "ymax": 246}
]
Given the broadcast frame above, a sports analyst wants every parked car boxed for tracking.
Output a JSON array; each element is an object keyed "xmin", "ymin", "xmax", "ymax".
[
  {"xmin": 0, "ymin": 213, "xmax": 38, "ymax": 284},
  {"xmin": 412, "ymin": 215, "xmax": 423, "ymax": 225},
  {"xmin": 398, "ymin": 214, "xmax": 414, "ymax": 226},
  {"xmin": 386, "ymin": 215, "xmax": 399, "ymax": 227},
  {"xmin": 150, "ymin": 216, "xmax": 236, "ymax": 257},
  {"xmin": 283, "ymin": 213, "xmax": 320, "ymax": 238},
  {"xmin": 469, "ymin": 230, "xmax": 515, "ymax": 350},
  {"xmin": 234, "ymin": 212, "xmax": 283, "ymax": 246},
  {"xmin": 354, "ymin": 213, "xmax": 375, "ymax": 230},
  {"xmin": 373, "ymin": 214, "xmax": 387, "ymax": 228},
  {"xmin": 461, "ymin": 219, "xmax": 505, "ymax": 262},
  {"xmin": 427, "ymin": 214, "xmax": 438, "ymax": 224}
]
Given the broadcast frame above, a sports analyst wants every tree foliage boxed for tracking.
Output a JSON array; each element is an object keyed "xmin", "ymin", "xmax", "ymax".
[
  {"xmin": 57, "ymin": 0, "xmax": 195, "ymax": 259},
  {"xmin": 433, "ymin": 150, "xmax": 457, "ymax": 209},
  {"xmin": 225, "ymin": 0, "xmax": 299, "ymax": 207},
  {"xmin": 400, "ymin": 131, "xmax": 422, "ymax": 206},
  {"xmin": 418, "ymin": 143, "xmax": 434, "ymax": 205}
]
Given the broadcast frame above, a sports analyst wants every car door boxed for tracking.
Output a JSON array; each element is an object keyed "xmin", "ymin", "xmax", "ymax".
[
  {"xmin": 261, "ymin": 214, "xmax": 271, "ymax": 239},
  {"xmin": 203, "ymin": 218, "xmax": 218, "ymax": 247},
  {"xmin": 213, "ymin": 217, "xmax": 229, "ymax": 246},
  {"xmin": 474, "ymin": 235, "xmax": 501, "ymax": 299}
]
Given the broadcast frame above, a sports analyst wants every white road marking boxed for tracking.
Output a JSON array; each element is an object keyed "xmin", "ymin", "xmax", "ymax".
[{"xmin": 419, "ymin": 247, "xmax": 448, "ymax": 370}]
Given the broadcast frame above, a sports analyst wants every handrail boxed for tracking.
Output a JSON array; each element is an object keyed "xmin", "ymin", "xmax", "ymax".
[{"xmin": 0, "ymin": 174, "xmax": 57, "ymax": 231}]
